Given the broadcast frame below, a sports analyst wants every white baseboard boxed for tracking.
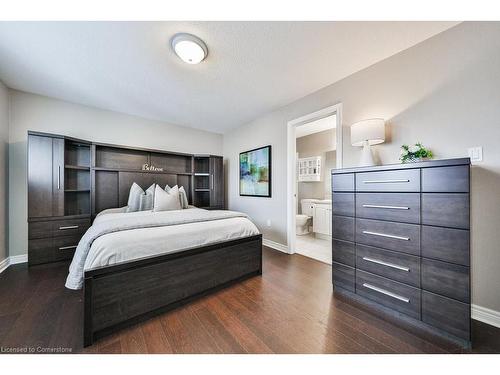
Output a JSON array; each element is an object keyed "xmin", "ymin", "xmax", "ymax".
[
  {"xmin": 0, "ymin": 257, "xmax": 9, "ymax": 273},
  {"xmin": 262, "ymin": 238, "xmax": 289, "ymax": 254},
  {"xmin": 10, "ymin": 254, "xmax": 28, "ymax": 264},
  {"xmin": 0, "ymin": 254, "xmax": 28, "ymax": 274},
  {"xmin": 472, "ymin": 304, "xmax": 500, "ymax": 328}
]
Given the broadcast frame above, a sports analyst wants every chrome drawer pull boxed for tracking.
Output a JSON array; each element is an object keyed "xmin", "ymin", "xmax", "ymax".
[
  {"xmin": 362, "ymin": 256, "xmax": 410, "ymax": 272},
  {"xmin": 362, "ymin": 283, "xmax": 410, "ymax": 303},
  {"xmin": 59, "ymin": 245, "xmax": 78, "ymax": 250},
  {"xmin": 59, "ymin": 225, "xmax": 79, "ymax": 230},
  {"xmin": 363, "ymin": 179, "xmax": 409, "ymax": 184},
  {"xmin": 362, "ymin": 204, "xmax": 409, "ymax": 210},
  {"xmin": 362, "ymin": 230, "xmax": 410, "ymax": 241}
]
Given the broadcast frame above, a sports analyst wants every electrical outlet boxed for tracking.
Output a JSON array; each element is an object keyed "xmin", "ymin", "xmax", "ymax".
[
  {"xmin": 468, "ymin": 147, "xmax": 483, "ymax": 162},
  {"xmin": 266, "ymin": 219, "xmax": 272, "ymax": 227}
]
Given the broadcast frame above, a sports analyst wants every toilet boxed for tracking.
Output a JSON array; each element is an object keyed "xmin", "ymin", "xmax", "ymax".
[{"xmin": 296, "ymin": 199, "xmax": 316, "ymax": 235}]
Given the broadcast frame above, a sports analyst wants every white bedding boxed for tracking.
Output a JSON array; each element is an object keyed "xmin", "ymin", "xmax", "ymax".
[{"xmin": 65, "ymin": 207, "xmax": 260, "ymax": 289}]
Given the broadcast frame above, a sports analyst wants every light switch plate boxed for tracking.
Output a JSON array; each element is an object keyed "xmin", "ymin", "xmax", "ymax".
[{"xmin": 468, "ymin": 146, "xmax": 483, "ymax": 162}]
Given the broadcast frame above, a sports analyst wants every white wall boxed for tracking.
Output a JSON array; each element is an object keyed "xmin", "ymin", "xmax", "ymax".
[
  {"xmin": 224, "ymin": 22, "xmax": 500, "ymax": 312},
  {"xmin": 8, "ymin": 90, "xmax": 223, "ymax": 257},
  {"xmin": 0, "ymin": 81, "xmax": 8, "ymax": 263}
]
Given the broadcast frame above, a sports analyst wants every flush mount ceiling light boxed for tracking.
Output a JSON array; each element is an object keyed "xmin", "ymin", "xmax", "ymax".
[{"xmin": 171, "ymin": 33, "xmax": 208, "ymax": 64}]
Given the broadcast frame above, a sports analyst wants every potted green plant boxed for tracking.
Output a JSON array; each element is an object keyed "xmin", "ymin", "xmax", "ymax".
[{"xmin": 399, "ymin": 142, "xmax": 434, "ymax": 163}]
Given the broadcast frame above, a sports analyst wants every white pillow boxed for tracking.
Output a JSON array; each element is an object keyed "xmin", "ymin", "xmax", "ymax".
[
  {"xmin": 153, "ymin": 184, "xmax": 182, "ymax": 212},
  {"xmin": 179, "ymin": 186, "xmax": 189, "ymax": 208},
  {"xmin": 165, "ymin": 184, "xmax": 189, "ymax": 209},
  {"xmin": 139, "ymin": 184, "xmax": 156, "ymax": 211},
  {"xmin": 126, "ymin": 182, "xmax": 145, "ymax": 212}
]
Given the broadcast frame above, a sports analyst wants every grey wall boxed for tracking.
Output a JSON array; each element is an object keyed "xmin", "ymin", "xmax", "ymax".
[
  {"xmin": 0, "ymin": 81, "xmax": 8, "ymax": 263},
  {"xmin": 296, "ymin": 129, "xmax": 336, "ymax": 211},
  {"xmin": 224, "ymin": 22, "xmax": 500, "ymax": 312},
  {"xmin": 324, "ymin": 151, "xmax": 336, "ymax": 198},
  {"xmin": 8, "ymin": 90, "xmax": 223, "ymax": 258}
]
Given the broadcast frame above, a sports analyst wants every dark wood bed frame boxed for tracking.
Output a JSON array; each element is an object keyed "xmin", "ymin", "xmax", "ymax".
[
  {"xmin": 84, "ymin": 234, "xmax": 262, "ymax": 347},
  {"xmin": 26, "ymin": 132, "xmax": 263, "ymax": 347},
  {"xmin": 25, "ymin": 134, "xmax": 262, "ymax": 347}
]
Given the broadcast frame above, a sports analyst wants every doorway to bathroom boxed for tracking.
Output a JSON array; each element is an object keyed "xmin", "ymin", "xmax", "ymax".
[{"xmin": 286, "ymin": 104, "xmax": 343, "ymax": 264}]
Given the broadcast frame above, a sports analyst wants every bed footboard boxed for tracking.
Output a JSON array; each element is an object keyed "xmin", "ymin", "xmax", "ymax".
[{"xmin": 84, "ymin": 234, "xmax": 262, "ymax": 347}]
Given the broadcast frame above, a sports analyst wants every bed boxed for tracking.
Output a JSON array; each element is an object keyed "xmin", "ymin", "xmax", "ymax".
[{"xmin": 66, "ymin": 207, "xmax": 262, "ymax": 347}]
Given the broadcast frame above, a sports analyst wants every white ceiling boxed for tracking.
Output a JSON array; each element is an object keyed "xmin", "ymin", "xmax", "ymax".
[
  {"xmin": 0, "ymin": 22, "xmax": 459, "ymax": 134},
  {"xmin": 296, "ymin": 115, "xmax": 336, "ymax": 138}
]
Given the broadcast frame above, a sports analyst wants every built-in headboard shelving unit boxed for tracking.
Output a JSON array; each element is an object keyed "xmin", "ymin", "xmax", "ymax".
[
  {"xmin": 27, "ymin": 131, "xmax": 224, "ymax": 222},
  {"xmin": 27, "ymin": 131, "xmax": 224, "ymax": 266}
]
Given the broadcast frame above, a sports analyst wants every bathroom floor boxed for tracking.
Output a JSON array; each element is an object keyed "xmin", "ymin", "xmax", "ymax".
[{"xmin": 295, "ymin": 233, "xmax": 331, "ymax": 264}]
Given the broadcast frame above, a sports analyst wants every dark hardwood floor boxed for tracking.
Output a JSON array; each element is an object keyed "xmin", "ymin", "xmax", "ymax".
[{"xmin": 1, "ymin": 246, "xmax": 499, "ymax": 354}]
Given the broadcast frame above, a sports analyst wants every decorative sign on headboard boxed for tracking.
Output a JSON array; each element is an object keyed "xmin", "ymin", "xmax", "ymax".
[{"xmin": 142, "ymin": 163, "xmax": 164, "ymax": 172}]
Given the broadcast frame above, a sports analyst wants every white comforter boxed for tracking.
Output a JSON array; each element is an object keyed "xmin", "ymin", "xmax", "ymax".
[{"xmin": 65, "ymin": 207, "xmax": 259, "ymax": 290}]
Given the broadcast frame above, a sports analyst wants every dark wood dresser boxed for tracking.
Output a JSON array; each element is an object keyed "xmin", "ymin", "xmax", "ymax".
[{"xmin": 331, "ymin": 158, "xmax": 471, "ymax": 347}]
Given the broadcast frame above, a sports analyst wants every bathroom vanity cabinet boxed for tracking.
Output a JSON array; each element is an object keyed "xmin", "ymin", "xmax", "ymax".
[{"xmin": 313, "ymin": 203, "xmax": 332, "ymax": 236}]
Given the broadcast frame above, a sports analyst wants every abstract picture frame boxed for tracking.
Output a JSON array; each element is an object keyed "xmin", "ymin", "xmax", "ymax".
[{"xmin": 239, "ymin": 145, "xmax": 272, "ymax": 198}]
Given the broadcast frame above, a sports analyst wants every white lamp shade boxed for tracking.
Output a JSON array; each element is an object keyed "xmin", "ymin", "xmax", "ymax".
[{"xmin": 350, "ymin": 118, "xmax": 385, "ymax": 146}]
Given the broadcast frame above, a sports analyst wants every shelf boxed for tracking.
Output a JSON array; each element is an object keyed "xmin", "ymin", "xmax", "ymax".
[
  {"xmin": 194, "ymin": 173, "xmax": 210, "ymax": 176},
  {"xmin": 65, "ymin": 165, "xmax": 90, "ymax": 170},
  {"xmin": 194, "ymin": 156, "xmax": 210, "ymax": 175},
  {"xmin": 93, "ymin": 167, "xmax": 192, "ymax": 175},
  {"xmin": 28, "ymin": 214, "xmax": 90, "ymax": 223},
  {"xmin": 195, "ymin": 189, "xmax": 211, "ymax": 192},
  {"xmin": 64, "ymin": 189, "xmax": 90, "ymax": 193}
]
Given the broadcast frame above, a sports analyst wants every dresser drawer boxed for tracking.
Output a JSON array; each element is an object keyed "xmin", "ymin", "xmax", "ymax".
[
  {"xmin": 355, "ymin": 193, "xmax": 420, "ymax": 224},
  {"xmin": 422, "ymin": 165, "xmax": 469, "ymax": 193},
  {"xmin": 422, "ymin": 291, "xmax": 470, "ymax": 341},
  {"xmin": 28, "ymin": 235, "xmax": 80, "ymax": 265},
  {"xmin": 356, "ymin": 244, "xmax": 420, "ymax": 287},
  {"xmin": 422, "ymin": 193, "xmax": 469, "ymax": 229},
  {"xmin": 332, "ymin": 239, "xmax": 355, "ymax": 266},
  {"xmin": 28, "ymin": 221, "xmax": 53, "ymax": 239},
  {"xmin": 356, "ymin": 169, "xmax": 420, "ymax": 192},
  {"xmin": 356, "ymin": 270, "xmax": 421, "ymax": 319},
  {"xmin": 332, "ymin": 262, "xmax": 355, "ymax": 292},
  {"xmin": 52, "ymin": 218, "xmax": 91, "ymax": 237},
  {"xmin": 421, "ymin": 258, "xmax": 470, "ymax": 303},
  {"xmin": 29, "ymin": 217, "xmax": 91, "ymax": 239},
  {"xmin": 332, "ymin": 215, "xmax": 354, "ymax": 241},
  {"xmin": 422, "ymin": 226, "xmax": 469, "ymax": 266},
  {"xmin": 332, "ymin": 173, "xmax": 354, "ymax": 192},
  {"xmin": 332, "ymin": 193, "xmax": 355, "ymax": 217},
  {"xmin": 355, "ymin": 218, "xmax": 420, "ymax": 255}
]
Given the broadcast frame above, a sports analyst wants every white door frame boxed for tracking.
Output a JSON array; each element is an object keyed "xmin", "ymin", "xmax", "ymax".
[{"xmin": 286, "ymin": 103, "xmax": 343, "ymax": 254}]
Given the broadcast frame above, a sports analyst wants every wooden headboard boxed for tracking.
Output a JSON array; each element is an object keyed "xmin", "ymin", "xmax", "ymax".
[{"xmin": 91, "ymin": 144, "xmax": 194, "ymax": 215}]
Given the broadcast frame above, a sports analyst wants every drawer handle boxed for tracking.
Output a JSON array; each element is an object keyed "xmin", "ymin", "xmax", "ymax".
[
  {"xmin": 362, "ymin": 256, "xmax": 410, "ymax": 272},
  {"xmin": 362, "ymin": 230, "xmax": 410, "ymax": 241},
  {"xmin": 59, "ymin": 245, "xmax": 78, "ymax": 250},
  {"xmin": 362, "ymin": 179, "xmax": 409, "ymax": 184},
  {"xmin": 362, "ymin": 204, "xmax": 409, "ymax": 210},
  {"xmin": 59, "ymin": 225, "xmax": 79, "ymax": 230},
  {"xmin": 362, "ymin": 283, "xmax": 410, "ymax": 303}
]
